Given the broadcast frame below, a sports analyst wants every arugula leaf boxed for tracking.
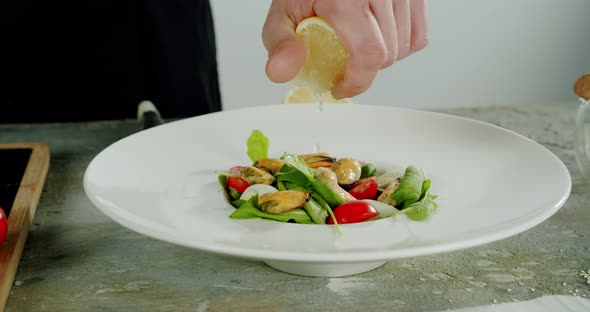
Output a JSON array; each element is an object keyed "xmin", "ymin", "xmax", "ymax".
[
  {"xmin": 246, "ymin": 129, "xmax": 269, "ymax": 162},
  {"xmin": 390, "ymin": 166, "xmax": 425, "ymax": 208}
]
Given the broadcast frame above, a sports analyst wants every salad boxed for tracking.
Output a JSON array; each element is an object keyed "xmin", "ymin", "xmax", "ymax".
[{"xmin": 217, "ymin": 130, "xmax": 438, "ymax": 233}]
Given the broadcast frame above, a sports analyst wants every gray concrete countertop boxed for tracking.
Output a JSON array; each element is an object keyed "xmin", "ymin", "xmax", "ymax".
[{"xmin": 1, "ymin": 104, "xmax": 588, "ymax": 311}]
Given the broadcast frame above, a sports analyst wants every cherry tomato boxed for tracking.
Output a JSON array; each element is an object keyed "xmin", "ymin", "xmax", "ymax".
[
  {"xmin": 0, "ymin": 207, "xmax": 7, "ymax": 245},
  {"xmin": 229, "ymin": 166, "xmax": 245, "ymax": 176},
  {"xmin": 328, "ymin": 200, "xmax": 379, "ymax": 224},
  {"xmin": 348, "ymin": 177, "xmax": 378, "ymax": 200},
  {"xmin": 227, "ymin": 176, "xmax": 250, "ymax": 193}
]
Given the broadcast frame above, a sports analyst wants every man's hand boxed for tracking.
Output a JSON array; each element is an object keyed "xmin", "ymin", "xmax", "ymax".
[{"xmin": 262, "ymin": 0, "xmax": 429, "ymax": 99}]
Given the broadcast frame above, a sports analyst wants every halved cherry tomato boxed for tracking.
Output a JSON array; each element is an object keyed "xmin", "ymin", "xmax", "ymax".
[
  {"xmin": 229, "ymin": 166, "xmax": 245, "ymax": 176},
  {"xmin": 348, "ymin": 177, "xmax": 378, "ymax": 200},
  {"xmin": 0, "ymin": 207, "xmax": 7, "ymax": 245},
  {"xmin": 327, "ymin": 200, "xmax": 379, "ymax": 224},
  {"xmin": 227, "ymin": 176, "xmax": 250, "ymax": 193}
]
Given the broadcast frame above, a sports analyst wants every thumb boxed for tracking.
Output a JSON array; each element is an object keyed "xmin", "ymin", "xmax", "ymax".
[
  {"xmin": 262, "ymin": 8, "xmax": 306, "ymax": 83},
  {"xmin": 266, "ymin": 36, "xmax": 306, "ymax": 83}
]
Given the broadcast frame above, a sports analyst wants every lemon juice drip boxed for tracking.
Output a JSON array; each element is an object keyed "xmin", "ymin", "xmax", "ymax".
[
  {"xmin": 314, "ymin": 91, "xmax": 323, "ymax": 153},
  {"xmin": 315, "ymin": 91, "xmax": 323, "ymax": 112}
]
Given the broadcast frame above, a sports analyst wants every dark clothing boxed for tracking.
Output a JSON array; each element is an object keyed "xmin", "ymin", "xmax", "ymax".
[{"xmin": 0, "ymin": 0, "xmax": 221, "ymax": 123}]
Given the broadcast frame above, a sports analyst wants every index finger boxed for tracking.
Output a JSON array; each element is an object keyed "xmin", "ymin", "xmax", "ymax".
[{"xmin": 314, "ymin": 1, "xmax": 387, "ymax": 98}]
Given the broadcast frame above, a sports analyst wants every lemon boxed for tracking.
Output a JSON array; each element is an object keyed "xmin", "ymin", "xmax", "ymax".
[
  {"xmin": 283, "ymin": 86, "xmax": 351, "ymax": 104},
  {"xmin": 291, "ymin": 17, "xmax": 349, "ymax": 94}
]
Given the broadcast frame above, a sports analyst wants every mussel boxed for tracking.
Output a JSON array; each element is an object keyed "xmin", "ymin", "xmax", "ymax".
[
  {"xmin": 258, "ymin": 190, "xmax": 310, "ymax": 214},
  {"xmin": 241, "ymin": 166, "xmax": 276, "ymax": 185},
  {"xmin": 254, "ymin": 158, "xmax": 285, "ymax": 175},
  {"xmin": 299, "ymin": 152, "xmax": 336, "ymax": 168}
]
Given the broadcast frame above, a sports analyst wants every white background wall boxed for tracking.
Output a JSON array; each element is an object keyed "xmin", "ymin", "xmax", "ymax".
[{"xmin": 210, "ymin": 0, "xmax": 590, "ymax": 111}]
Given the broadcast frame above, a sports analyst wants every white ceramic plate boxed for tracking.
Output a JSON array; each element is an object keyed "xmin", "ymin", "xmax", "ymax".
[{"xmin": 83, "ymin": 104, "xmax": 571, "ymax": 277}]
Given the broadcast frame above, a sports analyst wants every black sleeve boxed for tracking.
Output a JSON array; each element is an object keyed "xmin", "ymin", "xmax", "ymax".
[{"xmin": 0, "ymin": 0, "xmax": 222, "ymax": 123}]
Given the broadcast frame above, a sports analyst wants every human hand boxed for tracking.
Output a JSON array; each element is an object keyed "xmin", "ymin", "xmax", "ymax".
[{"xmin": 262, "ymin": 0, "xmax": 429, "ymax": 99}]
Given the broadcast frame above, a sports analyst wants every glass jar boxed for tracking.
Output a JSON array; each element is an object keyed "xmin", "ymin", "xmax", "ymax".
[{"xmin": 575, "ymin": 98, "xmax": 590, "ymax": 181}]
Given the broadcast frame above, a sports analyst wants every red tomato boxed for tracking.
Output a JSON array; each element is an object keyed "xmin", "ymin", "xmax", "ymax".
[
  {"xmin": 227, "ymin": 176, "xmax": 250, "ymax": 193},
  {"xmin": 328, "ymin": 200, "xmax": 379, "ymax": 224},
  {"xmin": 0, "ymin": 207, "xmax": 7, "ymax": 245},
  {"xmin": 229, "ymin": 166, "xmax": 245, "ymax": 176},
  {"xmin": 348, "ymin": 177, "xmax": 378, "ymax": 200}
]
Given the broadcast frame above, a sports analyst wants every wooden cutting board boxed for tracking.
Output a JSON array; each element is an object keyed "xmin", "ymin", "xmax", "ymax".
[{"xmin": 0, "ymin": 143, "xmax": 50, "ymax": 311}]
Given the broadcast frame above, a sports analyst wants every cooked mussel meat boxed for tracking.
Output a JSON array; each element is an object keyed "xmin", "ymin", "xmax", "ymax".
[{"xmin": 258, "ymin": 190, "xmax": 310, "ymax": 214}]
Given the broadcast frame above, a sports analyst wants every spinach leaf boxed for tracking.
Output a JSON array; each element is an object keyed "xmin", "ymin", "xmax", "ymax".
[
  {"xmin": 309, "ymin": 179, "xmax": 343, "ymax": 208},
  {"xmin": 395, "ymin": 191, "xmax": 438, "ymax": 221},
  {"xmin": 246, "ymin": 129, "xmax": 269, "ymax": 162},
  {"xmin": 360, "ymin": 163, "xmax": 377, "ymax": 179},
  {"xmin": 228, "ymin": 187, "xmax": 242, "ymax": 200},
  {"xmin": 303, "ymin": 197, "xmax": 328, "ymax": 224},
  {"xmin": 218, "ymin": 175, "xmax": 228, "ymax": 189},
  {"xmin": 391, "ymin": 166, "xmax": 425, "ymax": 208},
  {"xmin": 276, "ymin": 161, "xmax": 342, "ymax": 208},
  {"xmin": 218, "ymin": 175, "xmax": 232, "ymax": 203},
  {"xmin": 420, "ymin": 179, "xmax": 431, "ymax": 199},
  {"xmin": 312, "ymin": 194, "xmax": 342, "ymax": 236},
  {"xmin": 230, "ymin": 199, "xmax": 247, "ymax": 208},
  {"xmin": 283, "ymin": 181, "xmax": 309, "ymax": 192},
  {"xmin": 277, "ymin": 180, "xmax": 287, "ymax": 191},
  {"xmin": 281, "ymin": 153, "xmax": 315, "ymax": 178},
  {"xmin": 275, "ymin": 163, "xmax": 311, "ymax": 187},
  {"xmin": 214, "ymin": 170, "xmax": 238, "ymax": 177},
  {"xmin": 388, "ymin": 173, "xmax": 439, "ymax": 221},
  {"xmin": 281, "ymin": 182, "xmax": 327, "ymax": 224},
  {"xmin": 229, "ymin": 194, "xmax": 314, "ymax": 224}
]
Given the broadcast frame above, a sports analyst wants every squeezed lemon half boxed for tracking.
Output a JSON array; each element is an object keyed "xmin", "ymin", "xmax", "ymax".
[{"xmin": 290, "ymin": 17, "xmax": 349, "ymax": 94}]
